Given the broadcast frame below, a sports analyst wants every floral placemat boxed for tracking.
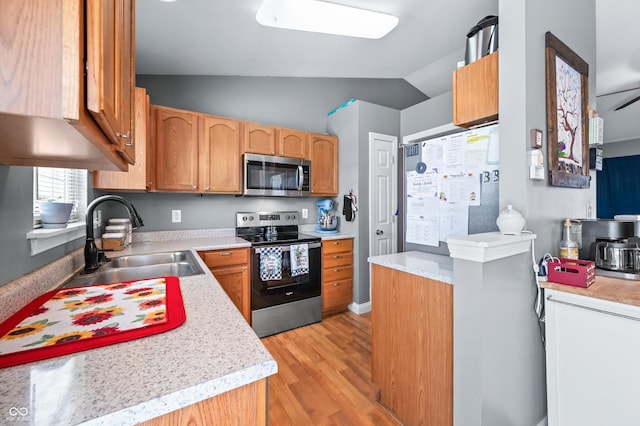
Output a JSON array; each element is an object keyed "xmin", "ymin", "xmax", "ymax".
[{"xmin": 0, "ymin": 277, "xmax": 185, "ymax": 368}]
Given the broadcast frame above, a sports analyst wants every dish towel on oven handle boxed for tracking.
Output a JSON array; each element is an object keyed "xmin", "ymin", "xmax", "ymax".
[
  {"xmin": 290, "ymin": 244, "xmax": 309, "ymax": 277},
  {"xmin": 260, "ymin": 246, "xmax": 282, "ymax": 281}
]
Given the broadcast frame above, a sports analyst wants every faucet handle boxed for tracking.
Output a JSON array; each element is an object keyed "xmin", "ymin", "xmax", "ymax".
[{"xmin": 97, "ymin": 251, "xmax": 108, "ymax": 264}]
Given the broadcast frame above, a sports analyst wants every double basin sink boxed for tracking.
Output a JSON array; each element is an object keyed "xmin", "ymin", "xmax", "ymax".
[{"xmin": 63, "ymin": 250, "xmax": 205, "ymax": 288}]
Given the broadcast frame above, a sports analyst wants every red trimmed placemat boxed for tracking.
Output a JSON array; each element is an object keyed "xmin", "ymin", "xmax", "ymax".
[{"xmin": 0, "ymin": 276, "xmax": 185, "ymax": 368}]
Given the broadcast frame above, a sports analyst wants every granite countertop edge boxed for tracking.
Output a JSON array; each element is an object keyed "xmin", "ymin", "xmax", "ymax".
[
  {"xmin": 0, "ymin": 232, "xmax": 276, "ymax": 425},
  {"xmin": 368, "ymin": 251, "xmax": 454, "ymax": 284}
]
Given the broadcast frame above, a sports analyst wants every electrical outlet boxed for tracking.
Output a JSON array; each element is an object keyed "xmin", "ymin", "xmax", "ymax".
[
  {"xmin": 172, "ymin": 210, "xmax": 181, "ymax": 223},
  {"xmin": 301, "ymin": 208, "xmax": 308, "ymax": 219}
]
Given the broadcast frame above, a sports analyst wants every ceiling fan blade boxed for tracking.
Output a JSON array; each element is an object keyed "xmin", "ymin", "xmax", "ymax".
[{"xmin": 614, "ymin": 95, "xmax": 640, "ymax": 111}]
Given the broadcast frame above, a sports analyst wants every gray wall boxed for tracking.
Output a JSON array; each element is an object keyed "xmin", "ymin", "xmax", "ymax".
[
  {"xmin": 327, "ymin": 100, "xmax": 400, "ymax": 306},
  {"xmin": 499, "ymin": 0, "xmax": 597, "ymax": 260},
  {"xmin": 400, "ymin": 90, "xmax": 454, "ymax": 137},
  {"xmin": 601, "ymin": 138, "xmax": 640, "ymax": 158},
  {"xmin": 137, "ymin": 75, "xmax": 424, "ymax": 134},
  {"xmin": 0, "ymin": 165, "xmax": 85, "ymax": 286}
]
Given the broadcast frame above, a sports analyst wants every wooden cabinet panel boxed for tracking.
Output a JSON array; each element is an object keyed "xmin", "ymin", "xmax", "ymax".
[
  {"xmin": 200, "ymin": 115, "xmax": 242, "ymax": 194},
  {"xmin": 86, "ymin": 0, "xmax": 135, "ymax": 163},
  {"xmin": 243, "ymin": 122, "xmax": 276, "ymax": 155},
  {"xmin": 277, "ymin": 128, "xmax": 308, "ymax": 159},
  {"xmin": 214, "ymin": 265, "xmax": 251, "ymax": 324},
  {"xmin": 0, "ymin": 0, "xmax": 130, "ymax": 171},
  {"xmin": 322, "ymin": 238, "xmax": 353, "ymax": 255},
  {"xmin": 321, "ymin": 238, "xmax": 353, "ymax": 314},
  {"xmin": 453, "ymin": 51, "xmax": 499, "ymax": 128},
  {"xmin": 94, "ymin": 87, "xmax": 151, "ymax": 191},
  {"xmin": 201, "ymin": 248, "xmax": 249, "ymax": 269},
  {"xmin": 140, "ymin": 379, "xmax": 267, "ymax": 426},
  {"xmin": 153, "ymin": 106, "xmax": 200, "ymax": 192},
  {"xmin": 371, "ymin": 264, "xmax": 453, "ymax": 426},
  {"xmin": 323, "ymin": 279, "xmax": 353, "ymax": 312},
  {"xmin": 323, "ymin": 266, "xmax": 353, "ymax": 283},
  {"xmin": 199, "ymin": 248, "xmax": 251, "ymax": 323},
  {"xmin": 310, "ymin": 133, "xmax": 339, "ymax": 196}
]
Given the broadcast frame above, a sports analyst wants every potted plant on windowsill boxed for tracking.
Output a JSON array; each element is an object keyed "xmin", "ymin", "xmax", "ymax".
[{"xmin": 39, "ymin": 199, "xmax": 74, "ymax": 229}]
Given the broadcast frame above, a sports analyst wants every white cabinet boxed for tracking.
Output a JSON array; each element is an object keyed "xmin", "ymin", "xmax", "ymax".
[{"xmin": 545, "ymin": 289, "xmax": 640, "ymax": 426}]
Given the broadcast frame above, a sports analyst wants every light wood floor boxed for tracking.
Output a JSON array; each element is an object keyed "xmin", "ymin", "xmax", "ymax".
[{"xmin": 261, "ymin": 311, "xmax": 400, "ymax": 425}]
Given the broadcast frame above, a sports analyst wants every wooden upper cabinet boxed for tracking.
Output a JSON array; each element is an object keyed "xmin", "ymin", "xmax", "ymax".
[
  {"xmin": 86, "ymin": 0, "xmax": 135, "ymax": 164},
  {"xmin": 309, "ymin": 133, "xmax": 339, "ymax": 196},
  {"xmin": 243, "ymin": 122, "xmax": 276, "ymax": 155},
  {"xmin": 452, "ymin": 51, "xmax": 499, "ymax": 128},
  {"xmin": 0, "ymin": 0, "xmax": 132, "ymax": 171},
  {"xmin": 94, "ymin": 88, "xmax": 152, "ymax": 191},
  {"xmin": 200, "ymin": 115, "xmax": 242, "ymax": 194},
  {"xmin": 153, "ymin": 106, "xmax": 200, "ymax": 192},
  {"xmin": 277, "ymin": 128, "xmax": 308, "ymax": 159}
]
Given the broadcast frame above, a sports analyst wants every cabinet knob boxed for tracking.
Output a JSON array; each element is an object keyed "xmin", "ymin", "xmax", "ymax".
[
  {"xmin": 192, "ymin": 185, "xmax": 197, "ymax": 189},
  {"xmin": 333, "ymin": 268, "xmax": 341, "ymax": 272},
  {"xmin": 205, "ymin": 186, "xmax": 210, "ymax": 191},
  {"xmin": 243, "ymin": 267, "xmax": 247, "ymax": 272},
  {"xmin": 333, "ymin": 255, "xmax": 341, "ymax": 259},
  {"xmin": 333, "ymin": 282, "xmax": 342, "ymax": 287}
]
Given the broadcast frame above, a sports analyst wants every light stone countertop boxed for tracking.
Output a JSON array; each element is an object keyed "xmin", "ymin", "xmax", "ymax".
[
  {"xmin": 368, "ymin": 251, "xmax": 454, "ymax": 284},
  {"xmin": 0, "ymin": 235, "xmax": 277, "ymax": 426}
]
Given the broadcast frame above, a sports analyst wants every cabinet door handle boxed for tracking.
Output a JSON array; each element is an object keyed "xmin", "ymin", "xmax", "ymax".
[
  {"xmin": 192, "ymin": 185, "xmax": 197, "ymax": 189},
  {"xmin": 333, "ymin": 255, "xmax": 341, "ymax": 259},
  {"xmin": 219, "ymin": 252, "xmax": 232, "ymax": 256},
  {"xmin": 333, "ymin": 268, "xmax": 341, "ymax": 272},
  {"xmin": 333, "ymin": 242, "xmax": 342, "ymax": 245},
  {"xmin": 333, "ymin": 282, "xmax": 342, "ymax": 287}
]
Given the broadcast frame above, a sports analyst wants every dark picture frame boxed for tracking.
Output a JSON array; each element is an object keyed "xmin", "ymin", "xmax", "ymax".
[{"xmin": 545, "ymin": 31, "xmax": 590, "ymax": 188}]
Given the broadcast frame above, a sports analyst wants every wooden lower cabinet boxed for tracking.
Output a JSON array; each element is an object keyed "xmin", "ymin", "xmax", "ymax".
[
  {"xmin": 371, "ymin": 264, "xmax": 453, "ymax": 426},
  {"xmin": 140, "ymin": 378, "xmax": 268, "ymax": 426},
  {"xmin": 321, "ymin": 238, "xmax": 353, "ymax": 313},
  {"xmin": 198, "ymin": 248, "xmax": 251, "ymax": 323}
]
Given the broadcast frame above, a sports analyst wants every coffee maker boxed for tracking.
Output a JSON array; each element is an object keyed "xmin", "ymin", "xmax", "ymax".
[
  {"xmin": 316, "ymin": 199, "xmax": 339, "ymax": 233},
  {"xmin": 575, "ymin": 218, "xmax": 640, "ymax": 278}
]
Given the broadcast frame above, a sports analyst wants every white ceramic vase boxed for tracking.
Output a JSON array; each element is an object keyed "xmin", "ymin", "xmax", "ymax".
[{"xmin": 496, "ymin": 205, "xmax": 525, "ymax": 235}]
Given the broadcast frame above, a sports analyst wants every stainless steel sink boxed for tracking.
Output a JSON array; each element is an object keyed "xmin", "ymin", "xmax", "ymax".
[
  {"xmin": 62, "ymin": 250, "xmax": 205, "ymax": 288},
  {"xmin": 104, "ymin": 251, "xmax": 195, "ymax": 268}
]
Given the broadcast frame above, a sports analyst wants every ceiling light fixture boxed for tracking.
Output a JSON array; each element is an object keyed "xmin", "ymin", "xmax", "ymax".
[{"xmin": 256, "ymin": 0, "xmax": 399, "ymax": 40}]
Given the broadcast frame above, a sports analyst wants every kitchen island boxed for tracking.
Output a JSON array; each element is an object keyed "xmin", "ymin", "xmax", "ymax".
[
  {"xmin": 368, "ymin": 251, "xmax": 453, "ymax": 426},
  {"xmin": 0, "ymin": 232, "xmax": 277, "ymax": 425}
]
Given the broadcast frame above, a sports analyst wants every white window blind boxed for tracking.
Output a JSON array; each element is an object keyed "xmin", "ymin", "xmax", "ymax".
[{"xmin": 33, "ymin": 168, "xmax": 88, "ymax": 226}]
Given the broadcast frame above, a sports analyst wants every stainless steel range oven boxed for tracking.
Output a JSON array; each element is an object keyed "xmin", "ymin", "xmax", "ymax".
[{"xmin": 236, "ymin": 211, "xmax": 322, "ymax": 338}]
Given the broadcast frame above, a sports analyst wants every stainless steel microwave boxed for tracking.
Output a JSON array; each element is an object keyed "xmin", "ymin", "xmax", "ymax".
[{"xmin": 243, "ymin": 153, "xmax": 311, "ymax": 197}]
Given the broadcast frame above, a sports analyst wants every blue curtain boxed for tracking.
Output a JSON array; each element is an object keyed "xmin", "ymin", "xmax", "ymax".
[{"xmin": 597, "ymin": 155, "xmax": 640, "ymax": 218}]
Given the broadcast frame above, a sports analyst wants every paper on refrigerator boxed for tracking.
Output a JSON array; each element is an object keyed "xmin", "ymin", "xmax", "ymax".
[{"xmin": 405, "ymin": 195, "xmax": 440, "ymax": 246}]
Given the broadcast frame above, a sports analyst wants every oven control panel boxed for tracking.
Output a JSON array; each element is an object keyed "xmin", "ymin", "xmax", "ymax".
[{"xmin": 236, "ymin": 211, "xmax": 299, "ymax": 228}]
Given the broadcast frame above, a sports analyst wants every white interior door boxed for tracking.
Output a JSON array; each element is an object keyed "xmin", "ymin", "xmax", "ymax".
[{"xmin": 369, "ymin": 132, "xmax": 398, "ymax": 257}]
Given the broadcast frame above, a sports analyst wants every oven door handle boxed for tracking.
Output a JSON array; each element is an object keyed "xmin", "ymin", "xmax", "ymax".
[{"xmin": 253, "ymin": 242, "xmax": 321, "ymax": 253}]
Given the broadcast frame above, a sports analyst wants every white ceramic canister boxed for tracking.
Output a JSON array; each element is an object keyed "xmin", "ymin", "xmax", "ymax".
[
  {"xmin": 496, "ymin": 205, "xmax": 525, "ymax": 235},
  {"xmin": 108, "ymin": 218, "xmax": 132, "ymax": 245}
]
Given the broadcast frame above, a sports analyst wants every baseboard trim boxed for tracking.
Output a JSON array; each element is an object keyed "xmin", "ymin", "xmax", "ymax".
[{"xmin": 348, "ymin": 301, "xmax": 371, "ymax": 315}]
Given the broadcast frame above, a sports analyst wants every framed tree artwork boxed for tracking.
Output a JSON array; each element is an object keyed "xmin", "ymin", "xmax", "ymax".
[{"xmin": 545, "ymin": 31, "xmax": 590, "ymax": 188}]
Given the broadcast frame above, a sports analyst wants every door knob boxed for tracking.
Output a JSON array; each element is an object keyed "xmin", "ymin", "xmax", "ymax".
[{"xmin": 376, "ymin": 230, "xmax": 383, "ymax": 235}]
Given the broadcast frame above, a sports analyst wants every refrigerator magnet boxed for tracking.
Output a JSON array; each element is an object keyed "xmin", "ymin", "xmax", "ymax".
[{"xmin": 416, "ymin": 162, "xmax": 427, "ymax": 174}]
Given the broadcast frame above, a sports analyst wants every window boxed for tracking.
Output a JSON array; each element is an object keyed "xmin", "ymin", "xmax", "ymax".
[{"xmin": 33, "ymin": 168, "xmax": 88, "ymax": 227}]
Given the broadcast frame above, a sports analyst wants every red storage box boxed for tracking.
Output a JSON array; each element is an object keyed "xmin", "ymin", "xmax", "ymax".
[{"xmin": 547, "ymin": 258, "xmax": 595, "ymax": 288}]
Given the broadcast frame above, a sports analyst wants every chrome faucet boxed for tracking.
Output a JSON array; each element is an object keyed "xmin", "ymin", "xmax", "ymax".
[{"xmin": 84, "ymin": 195, "xmax": 143, "ymax": 273}]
